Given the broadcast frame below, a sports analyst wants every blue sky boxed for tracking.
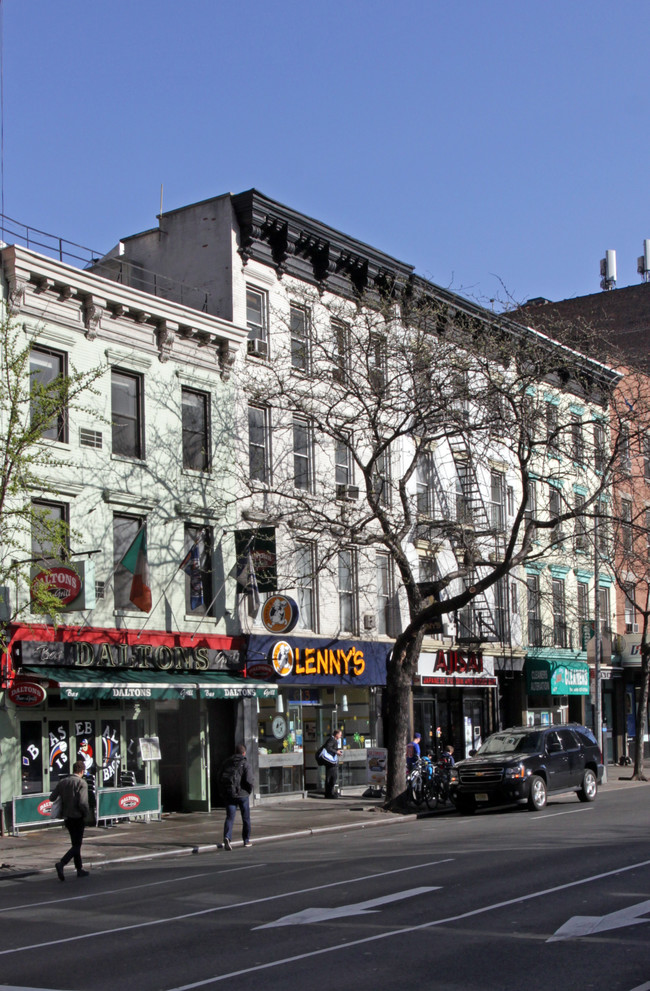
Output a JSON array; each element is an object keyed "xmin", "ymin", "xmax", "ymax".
[{"xmin": 1, "ymin": 0, "xmax": 648, "ymax": 308}]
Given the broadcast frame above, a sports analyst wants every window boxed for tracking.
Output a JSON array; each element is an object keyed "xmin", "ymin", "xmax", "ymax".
[
  {"xmin": 246, "ymin": 287, "xmax": 267, "ymax": 344},
  {"xmin": 335, "ymin": 436, "xmax": 352, "ymax": 488},
  {"xmin": 183, "ymin": 524, "xmax": 214, "ymax": 616},
  {"xmin": 376, "ymin": 553, "xmax": 394, "ymax": 636},
  {"xmin": 416, "ymin": 451, "xmax": 435, "ymax": 518},
  {"xmin": 111, "ymin": 369, "xmax": 143, "ymax": 459},
  {"xmin": 338, "ymin": 549, "xmax": 357, "ymax": 633},
  {"xmin": 248, "ymin": 405, "xmax": 270, "ymax": 483},
  {"xmin": 510, "ymin": 580, "xmax": 518, "ymax": 615},
  {"xmin": 619, "ymin": 424, "xmax": 631, "ymax": 474},
  {"xmin": 644, "ymin": 433, "xmax": 650, "ymax": 482},
  {"xmin": 549, "ymin": 485, "xmax": 561, "ymax": 522},
  {"xmin": 293, "ymin": 416, "xmax": 312, "ymax": 491},
  {"xmin": 594, "ymin": 422, "xmax": 606, "ymax": 473},
  {"xmin": 31, "ymin": 499, "xmax": 68, "ymax": 566},
  {"xmin": 574, "ymin": 492, "xmax": 588, "ymax": 551},
  {"xmin": 527, "ymin": 574, "xmax": 542, "ymax": 646},
  {"xmin": 621, "ymin": 499, "xmax": 633, "ymax": 552},
  {"xmin": 181, "ymin": 388, "xmax": 210, "ymax": 471},
  {"xmin": 494, "ymin": 577, "xmax": 509, "ymax": 642},
  {"xmin": 647, "ymin": 508, "xmax": 650, "ymax": 561},
  {"xmin": 456, "ymin": 463, "xmax": 474, "ymax": 524},
  {"xmin": 30, "ymin": 347, "xmax": 66, "ymax": 442},
  {"xmin": 490, "ymin": 470, "xmax": 505, "ymax": 530},
  {"xmin": 524, "ymin": 480, "xmax": 537, "ymax": 539},
  {"xmin": 295, "ymin": 541, "xmax": 317, "ymax": 631},
  {"xmin": 577, "ymin": 581, "xmax": 590, "ymax": 645},
  {"xmin": 546, "ymin": 403, "xmax": 559, "ymax": 452},
  {"xmin": 507, "ymin": 485, "xmax": 515, "ymax": 516},
  {"xmin": 369, "ymin": 333, "xmax": 387, "ymax": 391},
  {"xmin": 623, "ymin": 583, "xmax": 636, "ymax": 632},
  {"xmin": 372, "ymin": 447, "xmax": 391, "ymax": 508},
  {"xmin": 598, "ymin": 585, "xmax": 610, "ymax": 635},
  {"xmin": 113, "ymin": 514, "xmax": 144, "ymax": 611},
  {"xmin": 332, "ymin": 320, "xmax": 350, "ymax": 383},
  {"xmin": 552, "ymin": 578, "xmax": 567, "ymax": 647},
  {"xmin": 596, "ymin": 499, "xmax": 609, "ymax": 556},
  {"xmin": 290, "ymin": 304, "xmax": 310, "ymax": 372},
  {"xmin": 570, "ymin": 414, "xmax": 584, "ymax": 463}
]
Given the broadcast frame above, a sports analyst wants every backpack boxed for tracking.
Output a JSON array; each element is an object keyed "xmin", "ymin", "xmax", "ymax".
[
  {"xmin": 316, "ymin": 742, "xmax": 338, "ymax": 766},
  {"xmin": 219, "ymin": 757, "xmax": 243, "ymax": 799}
]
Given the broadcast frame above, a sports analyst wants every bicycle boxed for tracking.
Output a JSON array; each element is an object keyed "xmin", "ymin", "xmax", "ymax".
[{"xmin": 407, "ymin": 756, "xmax": 437, "ymax": 809}]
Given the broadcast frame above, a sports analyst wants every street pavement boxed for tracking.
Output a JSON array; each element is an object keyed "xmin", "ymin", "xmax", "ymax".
[{"xmin": 0, "ymin": 763, "xmax": 646, "ymax": 882}]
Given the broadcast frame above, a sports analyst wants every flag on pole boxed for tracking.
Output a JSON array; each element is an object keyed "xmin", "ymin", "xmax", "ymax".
[
  {"xmin": 120, "ymin": 528, "xmax": 152, "ymax": 612},
  {"xmin": 179, "ymin": 539, "xmax": 204, "ymax": 610}
]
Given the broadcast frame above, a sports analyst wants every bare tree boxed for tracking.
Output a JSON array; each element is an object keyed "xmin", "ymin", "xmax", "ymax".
[
  {"xmin": 0, "ymin": 317, "xmax": 103, "ymax": 640},
  {"xmin": 232, "ymin": 286, "xmax": 623, "ymax": 803}
]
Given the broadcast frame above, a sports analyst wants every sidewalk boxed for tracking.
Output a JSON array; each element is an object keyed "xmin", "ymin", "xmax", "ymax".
[{"xmin": 1, "ymin": 765, "xmax": 646, "ymax": 882}]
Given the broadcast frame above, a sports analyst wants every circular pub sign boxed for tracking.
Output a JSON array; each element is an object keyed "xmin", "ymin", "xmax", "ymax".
[
  {"xmin": 31, "ymin": 566, "xmax": 82, "ymax": 606},
  {"xmin": 8, "ymin": 681, "xmax": 47, "ymax": 707},
  {"xmin": 261, "ymin": 595, "xmax": 299, "ymax": 634},
  {"xmin": 118, "ymin": 793, "xmax": 141, "ymax": 811}
]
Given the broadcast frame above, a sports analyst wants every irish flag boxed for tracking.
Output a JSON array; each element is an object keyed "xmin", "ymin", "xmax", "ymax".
[{"xmin": 120, "ymin": 528, "xmax": 152, "ymax": 612}]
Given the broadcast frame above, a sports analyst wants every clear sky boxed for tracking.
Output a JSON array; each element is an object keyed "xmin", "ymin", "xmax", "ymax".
[{"xmin": 1, "ymin": 0, "xmax": 648, "ymax": 309}]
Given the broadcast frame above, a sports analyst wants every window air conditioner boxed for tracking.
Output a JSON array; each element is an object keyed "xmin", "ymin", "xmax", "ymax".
[
  {"xmin": 633, "ymin": 623, "xmax": 640, "ymax": 633},
  {"xmin": 247, "ymin": 338, "xmax": 268, "ymax": 358},
  {"xmin": 336, "ymin": 484, "xmax": 359, "ymax": 501},
  {"xmin": 363, "ymin": 613, "xmax": 377, "ymax": 630}
]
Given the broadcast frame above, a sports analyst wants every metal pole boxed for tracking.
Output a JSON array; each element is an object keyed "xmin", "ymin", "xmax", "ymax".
[{"xmin": 593, "ymin": 513, "xmax": 606, "ymax": 781}]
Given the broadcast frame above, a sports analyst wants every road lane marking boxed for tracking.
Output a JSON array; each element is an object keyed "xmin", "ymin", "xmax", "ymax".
[
  {"xmin": 163, "ymin": 857, "xmax": 650, "ymax": 989},
  {"xmin": 0, "ymin": 858, "xmax": 454, "ymax": 955},
  {"xmin": 255, "ymin": 887, "xmax": 439, "ymax": 928},
  {"xmin": 549, "ymin": 898, "xmax": 650, "ymax": 941}
]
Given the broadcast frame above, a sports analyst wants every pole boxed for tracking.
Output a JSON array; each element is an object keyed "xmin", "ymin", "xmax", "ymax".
[{"xmin": 593, "ymin": 512, "xmax": 606, "ymax": 781}]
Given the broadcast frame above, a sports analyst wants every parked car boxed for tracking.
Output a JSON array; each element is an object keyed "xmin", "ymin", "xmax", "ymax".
[{"xmin": 449, "ymin": 724, "xmax": 604, "ymax": 814}]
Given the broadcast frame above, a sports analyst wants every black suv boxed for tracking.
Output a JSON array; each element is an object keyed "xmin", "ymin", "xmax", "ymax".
[{"xmin": 449, "ymin": 724, "xmax": 604, "ymax": 814}]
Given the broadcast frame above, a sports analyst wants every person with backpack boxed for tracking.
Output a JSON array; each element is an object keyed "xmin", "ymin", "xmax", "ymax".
[
  {"xmin": 51, "ymin": 760, "xmax": 91, "ymax": 881},
  {"xmin": 317, "ymin": 728, "xmax": 343, "ymax": 799},
  {"xmin": 220, "ymin": 744, "xmax": 254, "ymax": 850}
]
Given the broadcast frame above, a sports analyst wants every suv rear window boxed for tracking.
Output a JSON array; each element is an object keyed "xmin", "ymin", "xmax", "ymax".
[
  {"xmin": 573, "ymin": 726, "xmax": 598, "ymax": 747},
  {"xmin": 477, "ymin": 731, "xmax": 543, "ymax": 755}
]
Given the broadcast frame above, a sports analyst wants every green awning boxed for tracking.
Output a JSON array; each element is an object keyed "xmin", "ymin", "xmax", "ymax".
[
  {"xmin": 23, "ymin": 666, "xmax": 277, "ymax": 702},
  {"xmin": 526, "ymin": 658, "xmax": 590, "ymax": 696}
]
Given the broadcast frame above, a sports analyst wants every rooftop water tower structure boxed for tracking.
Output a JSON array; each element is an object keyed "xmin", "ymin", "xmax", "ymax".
[
  {"xmin": 600, "ymin": 249, "xmax": 617, "ymax": 290},
  {"xmin": 637, "ymin": 239, "xmax": 650, "ymax": 283}
]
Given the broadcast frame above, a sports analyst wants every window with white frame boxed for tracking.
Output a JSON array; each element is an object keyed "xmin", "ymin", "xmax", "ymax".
[
  {"xmin": 332, "ymin": 320, "xmax": 350, "ymax": 382},
  {"xmin": 372, "ymin": 447, "xmax": 391, "ymax": 508},
  {"xmin": 368, "ymin": 333, "xmax": 387, "ymax": 390},
  {"xmin": 598, "ymin": 585, "xmax": 610, "ymax": 635},
  {"xmin": 111, "ymin": 368, "xmax": 144, "ymax": 459},
  {"xmin": 507, "ymin": 485, "xmax": 515, "ymax": 516},
  {"xmin": 574, "ymin": 492, "xmax": 588, "ymax": 551},
  {"xmin": 183, "ymin": 524, "xmax": 214, "ymax": 616},
  {"xmin": 290, "ymin": 304, "xmax": 310, "ymax": 372},
  {"xmin": 524, "ymin": 479, "xmax": 537, "ymax": 539},
  {"xmin": 376, "ymin": 552, "xmax": 394, "ymax": 636},
  {"xmin": 335, "ymin": 435, "xmax": 352, "ymax": 488},
  {"xmin": 527, "ymin": 574, "xmax": 542, "ymax": 646},
  {"xmin": 113, "ymin": 514, "xmax": 145, "ymax": 611},
  {"xmin": 248, "ymin": 405, "xmax": 270, "ymax": 483},
  {"xmin": 30, "ymin": 346, "xmax": 67, "ymax": 442},
  {"xmin": 552, "ymin": 578, "xmax": 567, "ymax": 647},
  {"xmin": 647, "ymin": 508, "xmax": 650, "ymax": 561},
  {"xmin": 338, "ymin": 549, "xmax": 357, "ymax": 633},
  {"xmin": 594, "ymin": 421, "xmax": 607, "ymax": 473},
  {"xmin": 623, "ymin": 583, "xmax": 636, "ymax": 632},
  {"xmin": 295, "ymin": 540, "xmax": 317, "ymax": 631},
  {"xmin": 246, "ymin": 287, "xmax": 267, "ymax": 343},
  {"xmin": 416, "ymin": 451, "xmax": 435, "ymax": 518},
  {"xmin": 510, "ymin": 580, "xmax": 518, "ymax": 615},
  {"xmin": 546, "ymin": 403, "xmax": 559, "ymax": 451},
  {"xmin": 643, "ymin": 432, "xmax": 650, "ymax": 481},
  {"xmin": 621, "ymin": 498, "xmax": 633, "ymax": 552},
  {"xmin": 490, "ymin": 470, "xmax": 506, "ymax": 530},
  {"xmin": 619, "ymin": 423, "xmax": 631, "ymax": 474},
  {"xmin": 577, "ymin": 581, "xmax": 590, "ymax": 634},
  {"xmin": 570, "ymin": 414, "xmax": 584, "ymax": 463},
  {"xmin": 181, "ymin": 387, "xmax": 210, "ymax": 471},
  {"xmin": 31, "ymin": 499, "xmax": 68, "ymax": 568},
  {"xmin": 293, "ymin": 416, "xmax": 312, "ymax": 491}
]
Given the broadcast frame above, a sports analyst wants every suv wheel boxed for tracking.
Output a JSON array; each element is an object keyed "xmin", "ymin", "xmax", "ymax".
[
  {"xmin": 577, "ymin": 768, "xmax": 597, "ymax": 803},
  {"xmin": 527, "ymin": 775, "xmax": 547, "ymax": 811}
]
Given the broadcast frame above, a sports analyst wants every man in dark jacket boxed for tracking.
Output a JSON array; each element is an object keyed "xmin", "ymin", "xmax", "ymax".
[
  {"xmin": 50, "ymin": 760, "xmax": 91, "ymax": 880},
  {"xmin": 221, "ymin": 744, "xmax": 254, "ymax": 850},
  {"xmin": 323, "ymin": 728, "xmax": 343, "ymax": 799}
]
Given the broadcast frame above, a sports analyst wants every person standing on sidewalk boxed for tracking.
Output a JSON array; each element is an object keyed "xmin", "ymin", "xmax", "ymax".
[
  {"xmin": 50, "ymin": 760, "xmax": 91, "ymax": 881},
  {"xmin": 322, "ymin": 728, "xmax": 343, "ymax": 799},
  {"xmin": 220, "ymin": 744, "xmax": 254, "ymax": 850}
]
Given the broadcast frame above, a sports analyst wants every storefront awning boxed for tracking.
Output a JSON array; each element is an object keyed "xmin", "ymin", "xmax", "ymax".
[
  {"xmin": 526, "ymin": 658, "xmax": 590, "ymax": 696},
  {"xmin": 21, "ymin": 666, "xmax": 277, "ymax": 702}
]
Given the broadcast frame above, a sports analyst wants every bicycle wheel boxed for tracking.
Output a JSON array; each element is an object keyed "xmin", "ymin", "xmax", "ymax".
[
  {"xmin": 408, "ymin": 769, "xmax": 424, "ymax": 806},
  {"xmin": 423, "ymin": 774, "xmax": 438, "ymax": 810}
]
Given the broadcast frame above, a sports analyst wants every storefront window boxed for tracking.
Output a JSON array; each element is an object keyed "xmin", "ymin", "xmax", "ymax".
[
  {"xmin": 48, "ymin": 720, "xmax": 70, "ymax": 782},
  {"xmin": 20, "ymin": 721, "xmax": 43, "ymax": 794},
  {"xmin": 126, "ymin": 718, "xmax": 146, "ymax": 784},
  {"xmin": 101, "ymin": 720, "xmax": 122, "ymax": 786}
]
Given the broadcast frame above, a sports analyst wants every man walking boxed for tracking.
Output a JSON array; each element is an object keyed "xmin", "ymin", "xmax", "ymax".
[
  {"xmin": 220, "ymin": 744, "xmax": 254, "ymax": 850},
  {"xmin": 50, "ymin": 760, "xmax": 91, "ymax": 881},
  {"xmin": 322, "ymin": 728, "xmax": 343, "ymax": 799}
]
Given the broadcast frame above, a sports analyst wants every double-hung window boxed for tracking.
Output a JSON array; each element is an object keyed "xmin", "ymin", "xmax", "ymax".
[
  {"xmin": 338, "ymin": 549, "xmax": 357, "ymax": 634},
  {"xmin": 182, "ymin": 388, "xmax": 210, "ymax": 471},
  {"xmin": 376, "ymin": 553, "xmax": 394, "ymax": 636},
  {"xmin": 290, "ymin": 304, "xmax": 310, "ymax": 372},
  {"xmin": 624, "ymin": 582, "xmax": 636, "ymax": 632},
  {"xmin": 570, "ymin": 414, "xmax": 584, "ymax": 463},
  {"xmin": 416, "ymin": 451, "xmax": 435, "ymax": 518},
  {"xmin": 490, "ymin": 470, "xmax": 506, "ymax": 530},
  {"xmin": 619, "ymin": 424, "xmax": 631, "ymax": 474},
  {"xmin": 295, "ymin": 540, "xmax": 317, "ymax": 631},
  {"xmin": 293, "ymin": 416, "xmax": 312, "ymax": 491},
  {"xmin": 527, "ymin": 575, "xmax": 542, "ymax": 646},
  {"xmin": 552, "ymin": 578, "xmax": 567, "ymax": 647},
  {"xmin": 332, "ymin": 320, "xmax": 350, "ymax": 383},
  {"xmin": 577, "ymin": 581, "xmax": 590, "ymax": 645},
  {"xmin": 30, "ymin": 347, "xmax": 67, "ymax": 442},
  {"xmin": 643, "ymin": 432, "xmax": 650, "ymax": 482},
  {"xmin": 246, "ymin": 287, "xmax": 268, "ymax": 356},
  {"xmin": 31, "ymin": 499, "xmax": 68, "ymax": 568},
  {"xmin": 112, "ymin": 368, "xmax": 144, "ymax": 459},
  {"xmin": 594, "ymin": 422, "xmax": 606, "ymax": 473},
  {"xmin": 546, "ymin": 403, "xmax": 559, "ymax": 453},
  {"xmin": 621, "ymin": 498, "xmax": 633, "ymax": 552},
  {"xmin": 574, "ymin": 492, "xmax": 588, "ymax": 551},
  {"xmin": 183, "ymin": 524, "xmax": 214, "ymax": 616},
  {"xmin": 335, "ymin": 436, "xmax": 352, "ymax": 488},
  {"xmin": 372, "ymin": 447, "xmax": 391, "ymax": 508},
  {"xmin": 248, "ymin": 405, "xmax": 270, "ymax": 483},
  {"xmin": 113, "ymin": 514, "xmax": 145, "ymax": 611}
]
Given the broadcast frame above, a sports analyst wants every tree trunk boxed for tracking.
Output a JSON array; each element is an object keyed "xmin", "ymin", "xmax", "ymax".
[{"xmin": 384, "ymin": 628, "xmax": 425, "ymax": 805}]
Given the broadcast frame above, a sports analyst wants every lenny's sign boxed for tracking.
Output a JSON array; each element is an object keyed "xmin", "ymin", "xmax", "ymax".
[{"xmin": 245, "ymin": 635, "xmax": 389, "ymax": 686}]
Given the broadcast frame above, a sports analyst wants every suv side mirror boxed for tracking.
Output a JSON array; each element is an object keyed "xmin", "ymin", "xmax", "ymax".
[{"xmin": 547, "ymin": 741, "xmax": 562, "ymax": 754}]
